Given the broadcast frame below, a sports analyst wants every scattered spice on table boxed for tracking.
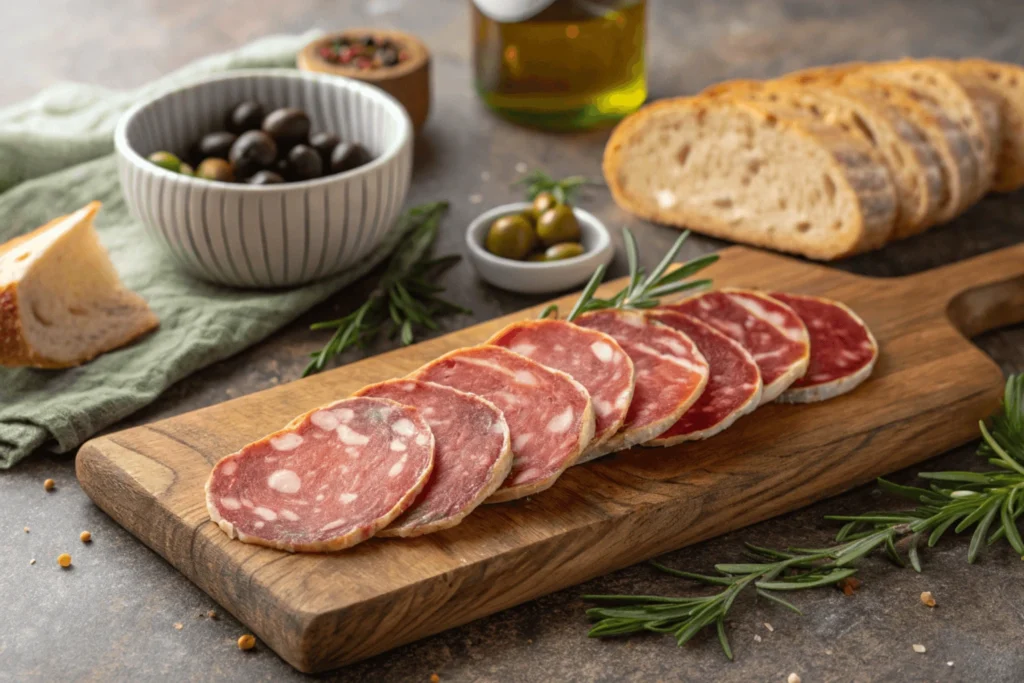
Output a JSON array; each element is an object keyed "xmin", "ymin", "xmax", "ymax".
[
  {"xmin": 57, "ymin": 553, "xmax": 71, "ymax": 568},
  {"xmin": 468, "ymin": 193, "xmax": 483, "ymax": 204},
  {"xmin": 788, "ymin": 674, "xmax": 802, "ymax": 683},
  {"xmin": 43, "ymin": 479, "xmax": 55, "ymax": 491},
  {"xmin": 753, "ymin": 634, "xmax": 762, "ymax": 643},
  {"xmin": 29, "ymin": 559, "xmax": 36, "ymax": 565},
  {"xmin": 764, "ymin": 622, "xmax": 774, "ymax": 632},
  {"xmin": 237, "ymin": 634, "xmax": 256, "ymax": 651},
  {"xmin": 208, "ymin": 610, "xmax": 218, "ymax": 619},
  {"xmin": 920, "ymin": 591, "xmax": 936, "ymax": 607},
  {"xmin": 837, "ymin": 576, "xmax": 862, "ymax": 595},
  {"xmin": 174, "ymin": 623, "xmax": 184, "ymax": 631},
  {"xmin": 23, "ymin": 526, "xmax": 29, "ymax": 533},
  {"xmin": 515, "ymin": 162, "xmax": 528, "ymax": 174},
  {"xmin": 80, "ymin": 531, "xmax": 92, "ymax": 543},
  {"xmin": 429, "ymin": 674, "xmax": 440, "ymax": 683},
  {"xmin": 913, "ymin": 644, "xmax": 927, "ymax": 653}
]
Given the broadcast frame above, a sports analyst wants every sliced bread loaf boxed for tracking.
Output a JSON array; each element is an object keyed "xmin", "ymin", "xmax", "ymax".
[
  {"xmin": 0, "ymin": 202, "xmax": 159, "ymax": 368},
  {"xmin": 703, "ymin": 78, "xmax": 941, "ymax": 238},
  {"xmin": 929, "ymin": 58, "xmax": 1024, "ymax": 192},
  {"xmin": 602, "ymin": 96, "xmax": 897, "ymax": 260}
]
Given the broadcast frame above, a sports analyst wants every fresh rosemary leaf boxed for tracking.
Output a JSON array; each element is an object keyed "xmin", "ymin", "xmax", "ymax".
[
  {"xmin": 565, "ymin": 264, "xmax": 607, "ymax": 322},
  {"xmin": 538, "ymin": 304, "xmax": 559, "ymax": 320},
  {"xmin": 755, "ymin": 589, "xmax": 803, "ymax": 614}
]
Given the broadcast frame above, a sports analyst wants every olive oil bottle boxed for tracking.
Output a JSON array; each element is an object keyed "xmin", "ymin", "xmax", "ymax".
[{"xmin": 472, "ymin": 0, "xmax": 647, "ymax": 130}]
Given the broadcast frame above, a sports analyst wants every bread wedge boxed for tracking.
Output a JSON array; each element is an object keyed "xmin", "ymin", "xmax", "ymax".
[
  {"xmin": 0, "ymin": 202, "xmax": 159, "ymax": 369},
  {"xmin": 603, "ymin": 96, "xmax": 897, "ymax": 260},
  {"xmin": 928, "ymin": 58, "xmax": 1024, "ymax": 192},
  {"xmin": 703, "ymin": 78, "xmax": 943, "ymax": 238}
]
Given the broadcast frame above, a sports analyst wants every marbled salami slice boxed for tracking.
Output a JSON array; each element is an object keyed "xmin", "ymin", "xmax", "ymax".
[
  {"xmin": 575, "ymin": 309, "xmax": 709, "ymax": 461},
  {"xmin": 411, "ymin": 345, "xmax": 595, "ymax": 502},
  {"xmin": 354, "ymin": 379, "xmax": 512, "ymax": 536},
  {"xmin": 668, "ymin": 289, "xmax": 810, "ymax": 403},
  {"xmin": 646, "ymin": 311, "xmax": 763, "ymax": 444},
  {"xmin": 206, "ymin": 397, "xmax": 434, "ymax": 552},
  {"xmin": 486, "ymin": 319, "xmax": 635, "ymax": 451},
  {"xmin": 768, "ymin": 292, "xmax": 878, "ymax": 403}
]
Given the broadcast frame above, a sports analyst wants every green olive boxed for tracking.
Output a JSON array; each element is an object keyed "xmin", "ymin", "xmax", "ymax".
[
  {"xmin": 179, "ymin": 163, "xmax": 195, "ymax": 177},
  {"xmin": 535, "ymin": 205, "xmax": 581, "ymax": 246},
  {"xmin": 148, "ymin": 151, "xmax": 181, "ymax": 173},
  {"xmin": 531, "ymin": 191, "xmax": 559, "ymax": 219},
  {"xmin": 525, "ymin": 251, "xmax": 548, "ymax": 262},
  {"xmin": 196, "ymin": 157, "xmax": 235, "ymax": 182},
  {"xmin": 544, "ymin": 242, "xmax": 586, "ymax": 261},
  {"xmin": 485, "ymin": 214, "xmax": 536, "ymax": 260}
]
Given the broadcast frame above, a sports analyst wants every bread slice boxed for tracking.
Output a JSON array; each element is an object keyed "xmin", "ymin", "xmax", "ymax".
[
  {"xmin": 928, "ymin": 58, "xmax": 1024, "ymax": 192},
  {"xmin": 703, "ymin": 78, "xmax": 942, "ymax": 238},
  {"xmin": 603, "ymin": 96, "xmax": 898, "ymax": 260},
  {"xmin": 784, "ymin": 65, "xmax": 974, "ymax": 223},
  {"xmin": 0, "ymin": 202, "xmax": 159, "ymax": 369},
  {"xmin": 856, "ymin": 60, "xmax": 998, "ymax": 205}
]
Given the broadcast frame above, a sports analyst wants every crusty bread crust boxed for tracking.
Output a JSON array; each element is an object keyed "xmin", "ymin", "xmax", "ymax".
[
  {"xmin": 603, "ymin": 96, "xmax": 897, "ymax": 261},
  {"xmin": 0, "ymin": 202, "xmax": 159, "ymax": 369},
  {"xmin": 206, "ymin": 398, "xmax": 435, "ymax": 553}
]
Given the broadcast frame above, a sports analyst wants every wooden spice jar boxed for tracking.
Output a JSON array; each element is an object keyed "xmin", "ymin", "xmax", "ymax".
[{"xmin": 298, "ymin": 30, "xmax": 431, "ymax": 134}]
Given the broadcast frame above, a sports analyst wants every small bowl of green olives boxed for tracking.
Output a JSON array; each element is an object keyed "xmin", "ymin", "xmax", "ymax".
[
  {"xmin": 114, "ymin": 69, "xmax": 413, "ymax": 288},
  {"xmin": 465, "ymin": 196, "xmax": 613, "ymax": 294}
]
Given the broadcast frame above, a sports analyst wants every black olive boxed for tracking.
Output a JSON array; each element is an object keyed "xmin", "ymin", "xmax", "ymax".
[
  {"xmin": 330, "ymin": 142, "xmax": 371, "ymax": 174},
  {"xmin": 286, "ymin": 144, "xmax": 324, "ymax": 181},
  {"xmin": 262, "ymin": 108, "xmax": 311, "ymax": 149},
  {"xmin": 309, "ymin": 132, "xmax": 341, "ymax": 167},
  {"xmin": 226, "ymin": 101, "xmax": 265, "ymax": 135},
  {"xmin": 229, "ymin": 130, "xmax": 278, "ymax": 178},
  {"xmin": 357, "ymin": 35, "xmax": 376, "ymax": 48},
  {"xmin": 247, "ymin": 170, "xmax": 285, "ymax": 185},
  {"xmin": 196, "ymin": 131, "xmax": 237, "ymax": 161},
  {"xmin": 377, "ymin": 48, "xmax": 399, "ymax": 67}
]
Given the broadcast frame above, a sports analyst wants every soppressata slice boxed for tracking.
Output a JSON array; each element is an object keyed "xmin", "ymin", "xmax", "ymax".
[
  {"xmin": 646, "ymin": 311, "xmax": 763, "ymax": 444},
  {"xmin": 205, "ymin": 397, "xmax": 434, "ymax": 552},
  {"xmin": 667, "ymin": 289, "xmax": 809, "ymax": 403},
  {"xmin": 354, "ymin": 379, "xmax": 512, "ymax": 536},
  {"xmin": 768, "ymin": 292, "xmax": 879, "ymax": 403},
  {"xmin": 410, "ymin": 345, "xmax": 594, "ymax": 502},
  {"xmin": 487, "ymin": 318, "xmax": 635, "ymax": 452},
  {"xmin": 574, "ymin": 309, "xmax": 709, "ymax": 461}
]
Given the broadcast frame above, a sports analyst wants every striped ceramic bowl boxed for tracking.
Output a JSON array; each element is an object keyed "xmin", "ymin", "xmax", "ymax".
[{"xmin": 114, "ymin": 69, "xmax": 413, "ymax": 288}]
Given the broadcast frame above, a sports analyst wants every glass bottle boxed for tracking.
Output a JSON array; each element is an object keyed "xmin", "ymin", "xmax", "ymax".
[{"xmin": 472, "ymin": 0, "xmax": 647, "ymax": 130}]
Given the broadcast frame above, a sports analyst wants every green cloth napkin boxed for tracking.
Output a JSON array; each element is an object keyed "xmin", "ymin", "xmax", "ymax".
[{"xmin": 0, "ymin": 32, "xmax": 405, "ymax": 468}]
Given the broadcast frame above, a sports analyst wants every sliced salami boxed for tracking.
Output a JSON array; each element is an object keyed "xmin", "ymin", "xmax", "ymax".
[
  {"xmin": 411, "ymin": 345, "xmax": 595, "ymax": 502},
  {"xmin": 353, "ymin": 379, "xmax": 512, "ymax": 537},
  {"xmin": 486, "ymin": 319, "xmax": 635, "ymax": 451},
  {"xmin": 668, "ymin": 289, "xmax": 810, "ymax": 403},
  {"xmin": 205, "ymin": 397, "xmax": 434, "ymax": 553},
  {"xmin": 574, "ymin": 309, "xmax": 709, "ymax": 461},
  {"xmin": 646, "ymin": 311, "xmax": 763, "ymax": 444},
  {"xmin": 768, "ymin": 292, "xmax": 878, "ymax": 403}
]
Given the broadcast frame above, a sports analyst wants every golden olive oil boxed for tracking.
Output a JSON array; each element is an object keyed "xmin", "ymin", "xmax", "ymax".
[{"xmin": 472, "ymin": 0, "xmax": 647, "ymax": 130}]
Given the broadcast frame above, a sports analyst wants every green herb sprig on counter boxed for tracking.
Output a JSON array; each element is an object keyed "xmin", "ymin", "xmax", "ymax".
[
  {"xmin": 514, "ymin": 169, "xmax": 603, "ymax": 206},
  {"xmin": 584, "ymin": 374, "xmax": 1024, "ymax": 660},
  {"xmin": 303, "ymin": 202, "xmax": 470, "ymax": 377},
  {"xmin": 538, "ymin": 228, "xmax": 719, "ymax": 322}
]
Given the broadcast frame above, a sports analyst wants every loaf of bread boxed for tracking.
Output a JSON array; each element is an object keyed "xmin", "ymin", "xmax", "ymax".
[
  {"xmin": 0, "ymin": 202, "xmax": 159, "ymax": 368},
  {"xmin": 605, "ymin": 57, "xmax": 1019, "ymax": 260},
  {"xmin": 603, "ymin": 96, "xmax": 898, "ymax": 260}
]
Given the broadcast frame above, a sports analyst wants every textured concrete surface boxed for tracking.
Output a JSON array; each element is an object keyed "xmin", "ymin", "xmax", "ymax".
[{"xmin": 3, "ymin": 0, "xmax": 1024, "ymax": 681}]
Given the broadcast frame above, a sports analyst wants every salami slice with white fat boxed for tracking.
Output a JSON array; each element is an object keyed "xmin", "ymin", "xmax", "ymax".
[
  {"xmin": 353, "ymin": 379, "xmax": 512, "ymax": 537},
  {"xmin": 486, "ymin": 319, "xmax": 635, "ymax": 451},
  {"xmin": 768, "ymin": 292, "xmax": 878, "ymax": 403},
  {"xmin": 205, "ymin": 397, "xmax": 434, "ymax": 553},
  {"xmin": 411, "ymin": 345, "xmax": 595, "ymax": 502},
  {"xmin": 668, "ymin": 289, "xmax": 810, "ymax": 403},
  {"xmin": 646, "ymin": 311, "xmax": 763, "ymax": 444},
  {"xmin": 574, "ymin": 309, "xmax": 709, "ymax": 461}
]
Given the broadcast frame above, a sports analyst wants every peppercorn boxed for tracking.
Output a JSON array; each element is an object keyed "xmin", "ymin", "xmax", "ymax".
[
  {"xmin": 237, "ymin": 634, "xmax": 256, "ymax": 651},
  {"xmin": 57, "ymin": 553, "xmax": 72, "ymax": 568},
  {"xmin": 80, "ymin": 531, "xmax": 92, "ymax": 543},
  {"xmin": 43, "ymin": 479, "xmax": 55, "ymax": 491}
]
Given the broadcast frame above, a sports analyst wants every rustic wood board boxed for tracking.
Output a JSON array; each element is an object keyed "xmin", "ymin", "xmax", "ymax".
[{"xmin": 77, "ymin": 243, "xmax": 1024, "ymax": 673}]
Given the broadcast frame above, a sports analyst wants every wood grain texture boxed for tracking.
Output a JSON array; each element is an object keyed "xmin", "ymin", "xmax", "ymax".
[{"xmin": 76, "ymin": 242, "xmax": 1024, "ymax": 672}]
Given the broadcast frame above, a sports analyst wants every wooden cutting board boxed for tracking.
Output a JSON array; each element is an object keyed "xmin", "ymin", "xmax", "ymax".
[{"xmin": 77, "ymin": 243, "xmax": 1024, "ymax": 673}]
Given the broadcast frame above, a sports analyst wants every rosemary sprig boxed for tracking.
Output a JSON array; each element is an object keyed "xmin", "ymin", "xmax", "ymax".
[
  {"xmin": 539, "ymin": 228, "xmax": 718, "ymax": 322},
  {"xmin": 585, "ymin": 374, "xmax": 1024, "ymax": 659},
  {"xmin": 303, "ymin": 202, "xmax": 470, "ymax": 377},
  {"xmin": 513, "ymin": 169, "xmax": 603, "ymax": 205}
]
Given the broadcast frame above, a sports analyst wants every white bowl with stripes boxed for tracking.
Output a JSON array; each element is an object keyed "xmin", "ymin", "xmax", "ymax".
[{"xmin": 114, "ymin": 69, "xmax": 413, "ymax": 288}]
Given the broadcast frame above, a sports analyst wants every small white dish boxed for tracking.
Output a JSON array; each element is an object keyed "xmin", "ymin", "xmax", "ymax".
[{"xmin": 465, "ymin": 202, "xmax": 614, "ymax": 295}]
